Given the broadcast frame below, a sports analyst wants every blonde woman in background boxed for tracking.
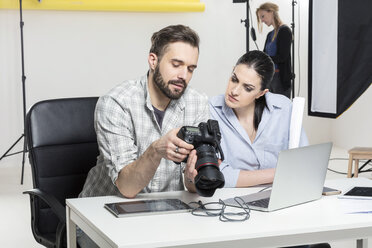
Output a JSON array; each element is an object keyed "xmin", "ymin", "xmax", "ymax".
[{"xmin": 256, "ymin": 2, "xmax": 292, "ymax": 98}]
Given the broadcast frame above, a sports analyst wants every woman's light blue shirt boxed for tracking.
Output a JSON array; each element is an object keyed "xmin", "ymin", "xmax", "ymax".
[{"xmin": 209, "ymin": 92, "xmax": 308, "ymax": 187}]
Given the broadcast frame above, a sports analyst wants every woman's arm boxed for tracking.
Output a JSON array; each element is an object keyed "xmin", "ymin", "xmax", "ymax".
[{"xmin": 236, "ymin": 168, "xmax": 275, "ymax": 187}]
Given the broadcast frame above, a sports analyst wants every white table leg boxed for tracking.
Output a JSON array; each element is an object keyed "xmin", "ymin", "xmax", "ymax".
[
  {"xmin": 357, "ymin": 239, "xmax": 368, "ymax": 248},
  {"xmin": 66, "ymin": 205, "xmax": 77, "ymax": 248}
]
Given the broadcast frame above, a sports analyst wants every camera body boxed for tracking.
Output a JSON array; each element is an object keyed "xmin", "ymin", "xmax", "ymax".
[{"xmin": 177, "ymin": 119, "xmax": 225, "ymax": 197}]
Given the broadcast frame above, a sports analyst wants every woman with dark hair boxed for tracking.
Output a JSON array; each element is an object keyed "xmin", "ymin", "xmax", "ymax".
[
  {"xmin": 209, "ymin": 50, "xmax": 307, "ymax": 188},
  {"xmin": 257, "ymin": 2, "xmax": 292, "ymax": 98}
]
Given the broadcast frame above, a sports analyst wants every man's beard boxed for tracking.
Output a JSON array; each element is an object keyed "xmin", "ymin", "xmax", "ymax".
[{"xmin": 153, "ymin": 66, "xmax": 187, "ymax": 100}]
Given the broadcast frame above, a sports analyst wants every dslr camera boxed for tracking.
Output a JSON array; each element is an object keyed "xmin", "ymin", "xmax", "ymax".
[{"xmin": 176, "ymin": 119, "xmax": 225, "ymax": 197}]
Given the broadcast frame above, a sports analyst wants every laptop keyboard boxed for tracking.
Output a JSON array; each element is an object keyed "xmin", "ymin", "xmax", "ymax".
[{"xmin": 247, "ymin": 197, "xmax": 270, "ymax": 208}]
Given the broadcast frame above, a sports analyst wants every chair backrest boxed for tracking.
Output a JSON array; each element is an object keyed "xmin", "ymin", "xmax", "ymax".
[{"xmin": 26, "ymin": 97, "xmax": 99, "ymax": 246}]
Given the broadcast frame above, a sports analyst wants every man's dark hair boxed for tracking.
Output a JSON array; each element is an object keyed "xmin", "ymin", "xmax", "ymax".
[
  {"xmin": 235, "ymin": 50, "xmax": 275, "ymax": 130},
  {"xmin": 150, "ymin": 25, "xmax": 200, "ymax": 60}
]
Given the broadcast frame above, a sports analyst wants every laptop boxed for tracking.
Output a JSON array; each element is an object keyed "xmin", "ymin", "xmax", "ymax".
[{"xmin": 224, "ymin": 142, "xmax": 332, "ymax": 212}]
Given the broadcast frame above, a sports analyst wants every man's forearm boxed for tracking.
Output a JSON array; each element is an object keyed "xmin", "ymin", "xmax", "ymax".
[
  {"xmin": 115, "ymin": 142, "xmax": 161, "ymax": 198},
  {"xmin": 115, "ymin": 128, "xmax": 194, "ymax": 198}
]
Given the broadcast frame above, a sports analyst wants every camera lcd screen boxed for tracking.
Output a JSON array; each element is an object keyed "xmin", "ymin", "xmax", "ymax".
[
  {"xmin": 185, "ymin": 127, "xmax": 201, "ymax": 133},
  {"xmin": 104, "ymin": 199, "xmax": 192, "ymax": 218}
]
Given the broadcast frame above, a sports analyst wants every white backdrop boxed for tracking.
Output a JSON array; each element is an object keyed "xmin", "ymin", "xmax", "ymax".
[{"xmin": 1, "ymin": 0, "xmax": 371, "ymax": 166}]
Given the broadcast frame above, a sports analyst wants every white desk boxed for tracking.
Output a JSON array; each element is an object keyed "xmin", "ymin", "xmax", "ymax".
[{"xmin": 66, "ymin": 178, "xmax": 372, "ymax": 248}]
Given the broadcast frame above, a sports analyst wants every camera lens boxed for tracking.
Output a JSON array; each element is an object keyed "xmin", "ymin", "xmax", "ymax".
[
  {"xmin": 194, "ymin": 144, "xmax": 225, "ymax": 197},
  {"xmin": 195, "ymin": 145, "xmax": 218, "ymax": 169}
]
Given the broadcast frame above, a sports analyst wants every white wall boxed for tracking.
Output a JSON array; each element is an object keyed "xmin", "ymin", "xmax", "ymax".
[
  {"xmin": 331, "ymin": 85, "xmax": 372, "ymax": 149},
  {"xmin": 0, "ymin": 1, "xmax": 242, "ymax": 159},
  {"xmin": 0, "ymin": 0, "xmax": 370, "ymax": 163}
]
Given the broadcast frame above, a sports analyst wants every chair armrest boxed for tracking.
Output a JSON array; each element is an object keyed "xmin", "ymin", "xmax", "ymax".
[{"xmin": 23, "ymin": 188, "xmax": 66, "ymax": 223}]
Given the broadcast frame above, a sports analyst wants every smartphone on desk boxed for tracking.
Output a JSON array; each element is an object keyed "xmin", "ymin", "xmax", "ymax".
[{"xmin": 322, "ymin": 186, "xmax": 341, "ymax": 196}]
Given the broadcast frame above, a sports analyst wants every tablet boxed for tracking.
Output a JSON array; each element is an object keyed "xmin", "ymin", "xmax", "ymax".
[
  {"xmin": 104, "ymin": 199, "xmax": 192, "ymax": 218},
  {"xmin": 338, "ymin": 186, "xmax": 372, "ymax": 200}
]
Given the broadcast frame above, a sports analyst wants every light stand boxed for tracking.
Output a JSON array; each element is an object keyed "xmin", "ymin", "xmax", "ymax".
[
  {"xmin": 0, "ymin": 0, "xmax": 38, "ymax": 184},
  {"xmin": 291, "ymin": 0, "xmax": 297, "ymax": 99},
  {"xmin": 233, "ymin": 0, "xmax": 252, "ymax": 53}
]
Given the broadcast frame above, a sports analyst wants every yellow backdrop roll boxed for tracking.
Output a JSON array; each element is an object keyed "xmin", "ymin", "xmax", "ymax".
[{"xmin": 0, "ymin": 0, "xmax": 205, "ymax": 12}]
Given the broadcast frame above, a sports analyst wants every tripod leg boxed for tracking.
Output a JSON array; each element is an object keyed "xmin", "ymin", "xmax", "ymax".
[
  {"xmin": 21, "ymin": 134, "xmax": 27, "ymax": 185},
  {"xmin": 0, "ymin": 135, "xmax": 24, "ymax": 160}
]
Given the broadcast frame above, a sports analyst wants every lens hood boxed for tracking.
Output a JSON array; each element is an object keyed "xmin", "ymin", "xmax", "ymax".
[{"xmin": 194, "ymin": 165, "xmax": 225, "ymax": 197}]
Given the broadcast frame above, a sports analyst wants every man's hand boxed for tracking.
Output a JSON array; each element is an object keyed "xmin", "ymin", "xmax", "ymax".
[
  {"xmin": 184, "ymin": 150, "xmax": 198, "ymax": 182},
  {"xmin": 152, "ymin": 128, "xmax": 194, "ymax": 163},
  {"xmin": 184, "ymin": 149, "xmax": 198, "ymax": 192}
]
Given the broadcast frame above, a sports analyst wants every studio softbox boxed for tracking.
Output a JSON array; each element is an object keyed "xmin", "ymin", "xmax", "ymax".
[{"xmin": 308, "ymin": 0, "xmax": 372, "ymax": 118}]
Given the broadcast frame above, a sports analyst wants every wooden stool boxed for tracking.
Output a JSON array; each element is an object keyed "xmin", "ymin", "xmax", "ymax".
[{"xmin": 347, "ymin": 147, "xmax": 372, "ymax": 178}]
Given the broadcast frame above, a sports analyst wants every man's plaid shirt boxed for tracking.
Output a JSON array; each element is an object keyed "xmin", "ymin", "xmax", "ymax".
[{"xmin": 80, "ymin": 75, "xmax": 209, "ymax": 197}]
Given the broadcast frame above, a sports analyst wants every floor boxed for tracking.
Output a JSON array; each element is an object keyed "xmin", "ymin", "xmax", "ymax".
[{"xmin": 0, "ymin": 146, "xmax": 371, "ymax": 248}]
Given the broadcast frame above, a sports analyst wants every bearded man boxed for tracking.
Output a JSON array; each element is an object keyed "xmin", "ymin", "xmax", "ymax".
[{"xmin": 80, "ymin": 25, "xmax": 209, "ymax": 200}]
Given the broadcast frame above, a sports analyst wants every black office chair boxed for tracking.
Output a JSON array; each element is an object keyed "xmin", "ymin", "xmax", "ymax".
[{"xmin": 24, "ymin": 97, "xmax": 99, "ymax": 248}]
